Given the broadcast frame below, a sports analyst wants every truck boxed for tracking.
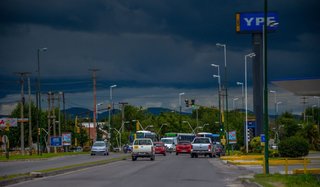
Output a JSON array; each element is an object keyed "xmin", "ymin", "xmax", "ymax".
[
  {"xmin": 132, "ymin": 138, "xmax": 155, "ymax": 161},
  {"xmin": 191, "ymin": 137, "xmax": 214, "ymax": 158}
]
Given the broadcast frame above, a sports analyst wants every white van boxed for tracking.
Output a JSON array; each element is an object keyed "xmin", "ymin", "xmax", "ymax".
[{"xmin": 160, "ymin": 137, "xmax": 177, "ymax": 152}]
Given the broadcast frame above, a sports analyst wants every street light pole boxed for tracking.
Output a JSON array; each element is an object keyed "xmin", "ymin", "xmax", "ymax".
[
  {"xmin": 182, "ymin": 121, "xmax": 195, "ymax": 134},
  {"xmin": 216, "ymin": 43, "xmax": 229, "ymax": 155},
  {"xmin": 245, "ymin": 52, "xmax": 255, "ymax": 153},
  {"xmin": 179, "ymin": 92, "xmax": 185, "ymax": 126},
  {"xmin": 233, "ymin": 97, "xmax": 239, "ymax": 111},
  {"xmin": 211, "ymin": 64, "xmax": 222, "ymax": 137},
  {"xmin": 108, "ymin": 85, "xmax": 117, "ymax": 139},
  {"xmin": 37, "ymin": 47, "xmax": 47, "ymax": 155}
]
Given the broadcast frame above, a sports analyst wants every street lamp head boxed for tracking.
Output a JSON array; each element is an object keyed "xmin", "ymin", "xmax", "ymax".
[
  {"xmin": 39, "ymin": 48, "xmax": 47, "ymax": 52},
  {"xmin": 110, "ymin": 85, "xmax": 117, "ymax": 88},
  {"xmin": 269, "ymin": 90, "xmax": 276, "ymax": 93},
  {"xmin": 211, "ymin": 64, "xmax": 219, "ymax": 68},
  {"xmin": 236, "ymin": 82, "xmax": 243, "ymax": 85},
  {"xmin": 246, "ymin": 53, "xmax": 255, "ymax": 58},
  {"xmin": 179, "ymin": 92, "xmax": 185, "ymax": 96},
  {"xmin": 182, "ymin": 121, "xmax": 187, "ymax": 123},
  {"xmin": 216, "ymin": 43, "xmax": 225, "ymax": 47},
  {"xmin": 268, "ymin": 21, "xmax": 279, "ymax": 27},
  {"xmin": 213, "ymin": 75, "xmax": 220, "ymax": 78}
]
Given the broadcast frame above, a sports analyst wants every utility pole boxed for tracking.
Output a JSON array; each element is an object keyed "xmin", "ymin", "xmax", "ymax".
[
  {"xmin": 301, "ymin": 96, "xmax": 308, "ymax": 122},
  {"xmin": 15, "ymin": 72, "xmax": 31, "ymax": 156},
  {"xmin": 119, "ymin": 102, "xmax": 128, "ymax": 133},
  {"xmin": 52, "ymin": 92, "xmax": 57, "ymax": 154},
  {"xmin": 47, "ymin": 92, "xmax": 52, "ymax": 153},
  {"xmin": 28, "ymin": 76, "xmax": 32, "ymax": 155},
  {"xmin": 89, "ymin": 69, "xmax": 100, "ymax": 141}
]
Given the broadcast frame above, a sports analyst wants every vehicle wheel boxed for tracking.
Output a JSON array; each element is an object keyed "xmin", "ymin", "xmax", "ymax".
[
  {"xmin": 151, "ymin": 155, "xmax": 155, "ymax": 161},
  {"xmin": 209, "ymin": 154, "xmax": 213, "ymax": 158},
  {"xmin": 164, "ymin": 153, "xmax": 166, "ymax": 156},
  {"xmin": 107, "ymin": 152, "xmax": 109, "ymax": 156},
  {"xmin": 132, "ymin": 156, "xmax": 137, "ymax": 161},
  {"xmin": 191, "ymin": 153, "xmax": 194, "ymax": 158},
  {"xmin": 195, "ymin": 154, "xmax": 198, "ymax": 158},
  {"xmin": 176, "ymin": 152, "xmax": 178, "ymax": 155}
]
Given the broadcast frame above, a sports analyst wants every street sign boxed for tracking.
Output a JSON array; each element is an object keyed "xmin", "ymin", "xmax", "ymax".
[
  {"xmin": 260, "ymin": 134, "xmax": 266, "ymax": 142},
  {"xmin": 50, "ymin": 136, "xmax": 62, "ymax": 147},
  {"xmin": 236, "ymin": 12, "xmax": 279, "ymax": 33}
]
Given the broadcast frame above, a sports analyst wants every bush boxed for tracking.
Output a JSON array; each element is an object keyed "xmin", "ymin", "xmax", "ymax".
[
  {"xmin": 249, "ymin": 136, "xmax": 262, "ymax": 153},
  {"xmin": 278, "ymin": 136, "xmax": 309, "ymax": 157}
]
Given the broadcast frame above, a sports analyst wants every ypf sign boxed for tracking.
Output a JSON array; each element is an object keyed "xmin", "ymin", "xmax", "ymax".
[{"xmin": 236, "ymin": 12, "xmax": 279, "ymax": 33}]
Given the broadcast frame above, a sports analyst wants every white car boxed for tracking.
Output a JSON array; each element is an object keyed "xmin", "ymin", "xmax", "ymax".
[
  {"xmin": 132, "ymin": 138, "xmax": 155, "ymax": 161},
  {"xmin": 91, "ymin": 141, "xmax": 109, "ymax": 156}
]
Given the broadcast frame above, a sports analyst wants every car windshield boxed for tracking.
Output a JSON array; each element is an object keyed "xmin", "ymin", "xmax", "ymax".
[
  {"xmin": 161, "ymin": 139, "xmax": 174, "ymax": 144},
  {"xmin": 134, "ymin": 140, "xmax": 152, "ymax": 145},
  {"xmin": 193, "ymin": 138, "xmax": 210, "ymax": 144},
  {"xmin": 154, "ymin": 143, "xmax": 163, "ymax": 147},
  {"xmin": 93, "ymin": 142, "xmax": 105, "ymax": 147},
  {"xmin": 178, "ymin": 141, "xmax": 190, "ymax": 145}
]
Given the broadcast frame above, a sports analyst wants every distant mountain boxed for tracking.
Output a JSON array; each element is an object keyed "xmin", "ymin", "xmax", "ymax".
[
  {"xmin": 145, "ymin": 107, "xmax": 191, "ymax": 115},
  {"xmin": 64, "ymin": 107, "xmax": 120, "ymax": 120}
]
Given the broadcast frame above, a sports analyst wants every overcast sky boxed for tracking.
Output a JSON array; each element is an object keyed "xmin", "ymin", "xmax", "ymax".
[{"xmin": 1, "ymin": 0, "xmax": 319, "ymax": 115}]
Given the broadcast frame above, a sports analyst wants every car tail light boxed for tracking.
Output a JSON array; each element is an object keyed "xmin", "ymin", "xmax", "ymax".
[{"xmin": 208, "ymin": 144, "xmax": 211, "ymax": 151}]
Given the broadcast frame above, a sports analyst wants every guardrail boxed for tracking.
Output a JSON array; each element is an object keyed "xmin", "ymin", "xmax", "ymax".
[{"xmin": 221, "ymin": 155, "xmax": 320, "ymax": 174}]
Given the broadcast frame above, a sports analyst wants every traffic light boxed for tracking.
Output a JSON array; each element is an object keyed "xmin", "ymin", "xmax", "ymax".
[
  {"xmin": 219, "ymin": 125, "xmax": 224, "ymax": 133},
  {"xmin": 185, "ymin": 99, "xmax": 189, "ymax": 107},
  {"xmin": 191, "ymin": 99, "xmax": 195, "ymax": 107},
  {"xmin": 38, "ymin": 128, "xmax": 41, "ymax": 135}
]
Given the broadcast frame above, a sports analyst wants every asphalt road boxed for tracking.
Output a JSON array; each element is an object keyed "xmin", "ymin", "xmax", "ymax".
[
  {"xmin": 0, "ymin": 153, "xmax": 126, "ymax": 176},
  {"xmin": 6, "ymin": 153, "xmax": 253, "ymax": 187}
]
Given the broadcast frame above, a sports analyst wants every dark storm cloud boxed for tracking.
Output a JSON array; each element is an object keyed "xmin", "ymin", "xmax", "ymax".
[{"xmin": 1, "ymin": 0, "xmax": 320, "ymax": 112}]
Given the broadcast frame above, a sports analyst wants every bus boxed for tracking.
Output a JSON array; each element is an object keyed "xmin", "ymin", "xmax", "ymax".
[
  {"xmin": 163, "ymin": 132, "xmax": 195, "ymax": 143},
  {"xmin": 164, "ymin": 132, "xmax": 178, "ymax": 137},
  {"xmin": 177, "ymin": 133, "xmax": 196, "ymax": 143},
  {"xmin": 196, "ymin": 132, "xmax": 220, "ymax": 144},
  {"xmin": 136, "ymin": 130, "xmax": 157, "ymax": 142}
]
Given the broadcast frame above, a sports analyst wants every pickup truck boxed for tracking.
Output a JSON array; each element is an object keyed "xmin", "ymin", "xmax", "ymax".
[
  {"xmin": 132, "ymin": 138, "xmax": 155, "ymax": 161},
  {"xmin": 191, "ymin": 137, "xmax": 214, "ymax": 158}
]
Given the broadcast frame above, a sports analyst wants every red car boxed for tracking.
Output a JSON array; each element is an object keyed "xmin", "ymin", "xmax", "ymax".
[
  {"xmin": 154, "ymin": 142, "xmax": 166, "ymax": 156},
  {"xmin": 176, "ymin": 141, "xmax": 192, "ymax": 155}
]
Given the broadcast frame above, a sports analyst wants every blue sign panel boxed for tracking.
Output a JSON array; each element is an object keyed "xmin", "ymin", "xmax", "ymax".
[
  {"xmin": 50, "ymin": 136, "xmax": 62, "ymax": 147},
  {"xmin": 260, "ymin": 134, "xmax": 265, "ymax": 143},
  {"xmin": 247, "ymin": 120, "xmax": 256, "ymax": 128},
  {"xmin": 236, "ymin": 12, "xmax": 279, "ymax": 33}
]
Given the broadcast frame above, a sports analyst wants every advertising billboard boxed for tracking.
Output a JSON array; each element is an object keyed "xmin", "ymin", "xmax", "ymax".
[
  {"xmin": 0, "ymin": 118, "xmax": 18, "ymax": 128},
  {"xmin": 50, "ymin": 136, "xmax": 62, "ymax": 147},
  {"xmin": 236, "ymin": 12, "xmax": 279, "ymax": 33},
  {"xmin": 62, "ymin": 133, "xmax": 72, "ymax": 146}
]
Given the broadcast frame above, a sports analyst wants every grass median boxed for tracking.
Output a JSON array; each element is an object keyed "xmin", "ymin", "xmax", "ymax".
[
  {"xmin": 251, "ymin": 173, "xmax": 320, "ymax": 187},
  {"xmin": 0, "ymin": 153, "xmax": 130, "ymax": 183},
  {"xmin": 0, "ymin": 151, "xmax": 88, "ymax": 161}
]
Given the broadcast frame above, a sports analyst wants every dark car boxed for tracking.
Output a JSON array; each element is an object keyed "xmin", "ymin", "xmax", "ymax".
[
  {"xmin": 154, "ymin": 142, "xmax": 166, "ymax": 156},
  {"xmin": 176, "ymin": 141, "xmax": 192, "ymax": 155},
  {"xmin": 213, "ymin": 144, "xmax": 225, "ymax": 157}
]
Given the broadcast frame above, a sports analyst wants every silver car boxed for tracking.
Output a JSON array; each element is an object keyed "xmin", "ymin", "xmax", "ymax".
[{"xmin": 91, "ymin": 141, "xmax": 109, "ymax": 156}]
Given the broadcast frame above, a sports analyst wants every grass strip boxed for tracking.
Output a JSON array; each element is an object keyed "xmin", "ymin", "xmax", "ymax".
[
  {"xmin": 252, "ymin": 173, "xmax": 320, "ymax": 187},
  {"xmin": 0, "ymin": 155, "xmax": 129, "ymax": 184},
  {"xmin": 0, "ymin": 152, "xmax": 88, "ymax": 161}
]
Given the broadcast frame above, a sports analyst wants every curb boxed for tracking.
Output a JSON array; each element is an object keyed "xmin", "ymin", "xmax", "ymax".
[{"xmin": 0, "ymin": 155, "xmax": 130, "ymax": 187}]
